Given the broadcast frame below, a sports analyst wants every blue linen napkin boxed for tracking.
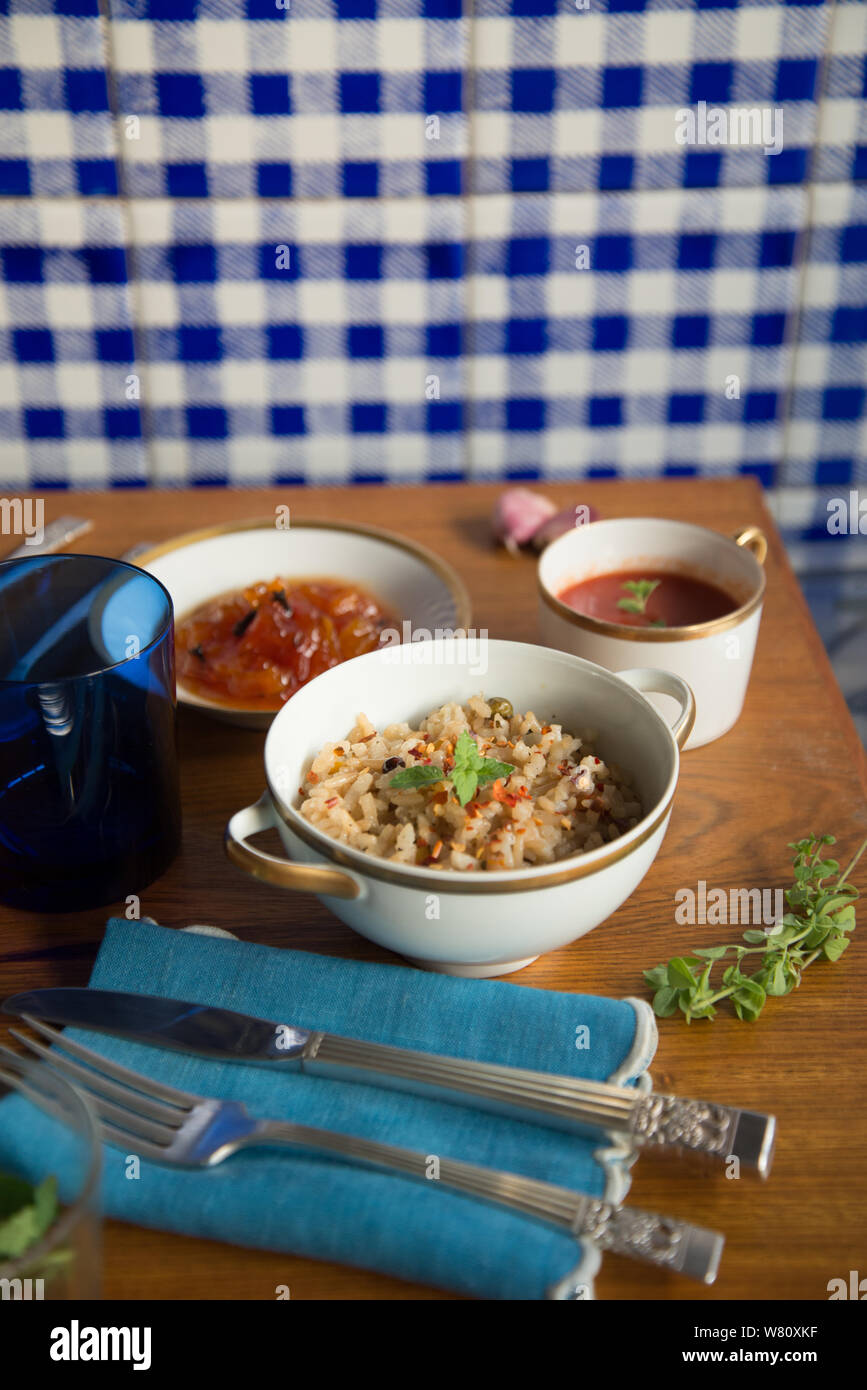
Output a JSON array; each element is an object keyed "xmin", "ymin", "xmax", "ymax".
[{"xmin": 0, "ymin": 918, "xmax": 657, "ymax": 1300}]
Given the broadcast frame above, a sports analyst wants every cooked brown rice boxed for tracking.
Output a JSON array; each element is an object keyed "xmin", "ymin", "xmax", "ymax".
[{"xmin": 299, "ymin": 696, "xmax": 643, "ymax": 872}]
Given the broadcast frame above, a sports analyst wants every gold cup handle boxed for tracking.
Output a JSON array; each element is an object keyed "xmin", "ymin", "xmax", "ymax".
[
  {"xmin": 225, "ymin": 793, "xmax": 362, "ymax": 900},
  {"xmin": 733, "ymin": 525, "xmax": 767, "ymax": 566},
  {"xmin": 618, "ymin": 668, "xmax": 696, "ymax": 751}
]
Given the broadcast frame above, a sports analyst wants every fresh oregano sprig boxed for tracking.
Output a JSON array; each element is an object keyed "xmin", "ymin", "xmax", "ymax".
[
  {"xmin": 643, "ymin": 833, "xmax": 866, "ymax": 1023},
  {"xmin": 617, "ymin": 578, "xmax": 661, "ymax": 615},
  {"xmin": 389, "ymin": 728, "xmax": 514, "ymax": 808}
]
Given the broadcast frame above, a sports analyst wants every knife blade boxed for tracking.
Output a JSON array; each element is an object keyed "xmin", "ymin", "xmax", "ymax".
[
  {"xmin": 2, "ymin": 986, "xmax": 776, "ymax": 1175},
  {"xmin": 2, "ymin": 988, "xmax": 312, "ymax": 1061}
]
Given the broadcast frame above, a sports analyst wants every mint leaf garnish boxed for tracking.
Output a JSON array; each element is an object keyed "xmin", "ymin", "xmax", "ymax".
[{"xmin": 387, "ymin": 724, "xmax": 518, "ymax": 808}]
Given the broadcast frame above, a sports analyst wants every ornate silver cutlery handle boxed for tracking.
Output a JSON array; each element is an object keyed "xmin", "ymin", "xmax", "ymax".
[
  {"xmin": 254, "ymin": 1119, "xmax": 724, "ymax": 1284},
  {"xmin": 305, "ymin": 1034, "xmax": 776, "ymax": 1176}
]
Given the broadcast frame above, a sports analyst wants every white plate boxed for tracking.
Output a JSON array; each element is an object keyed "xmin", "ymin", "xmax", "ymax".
[{"xmin": 135, "ymin": 518, "xmax": 471, "ymax": 729}]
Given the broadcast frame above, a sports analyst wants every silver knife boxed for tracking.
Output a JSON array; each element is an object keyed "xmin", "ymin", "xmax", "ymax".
[
  {"xmin": 4, "ymin": 516, "xmax": 93, "ymax": 557},
  {"xmin": 2, "ymin": 987, "xmax": 776, "ymax": 1176}
]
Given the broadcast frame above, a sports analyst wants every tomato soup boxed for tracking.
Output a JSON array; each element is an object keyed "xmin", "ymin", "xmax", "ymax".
[
  {"xmin": 557, "ymin": 568, "xmax": 737, "ymax": 630},
  {"xmin": 176, "ymin": 577, "xmax": 398, "ymax": 710}
]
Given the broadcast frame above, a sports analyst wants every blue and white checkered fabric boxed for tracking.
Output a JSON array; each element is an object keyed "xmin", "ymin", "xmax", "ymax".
[
  {"xmin": 127, "ymin": 195, "xmax": 465, "ymax": 484},
  {"xmin": 109, "ymin": 0, "xmax": 467, "ymax": 200},
  {"xmin": 470, "ymin": 0, "xmax": 829, "ymax": 194},
  {"xmin": 784, "ymin": 181, "xmax": 866, "ymax": 490},
  {"xmin": 466, "ymin": 184, "xmax": 804, "ymax": 480},
  {"xmin": 767, "ymin": 482, "xmax": 867, "ymax": 747},
  {"xmin": 798, "ymin": 564, "xmax": 867, "ymax": 746},
  {"xmin": 0, "ymin": 0, "xmax": 864, "ymax": 491},
  {"xmin": 0, "ymin": 0, "xmax": 118, "ymax": 197},
  {"xmin": 813, "ymin": 0, "xmax": 867, "ymax": 183},
  {"xmin": 0, "ymin": 200, "xmax": 146, "ymax": 486}
]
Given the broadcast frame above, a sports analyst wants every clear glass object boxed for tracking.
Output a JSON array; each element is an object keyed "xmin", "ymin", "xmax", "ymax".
[{"xmin": 0, "ymin": 1057, "xmax": 102, "ymax": 1300}]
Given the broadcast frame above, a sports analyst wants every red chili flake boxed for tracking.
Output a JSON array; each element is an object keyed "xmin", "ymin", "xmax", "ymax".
[
  {"xmin": 325, "ymin": 796, "xmax": 339, "ymax": 808},
  {"xmin": 298, "ymin": 787, "xmax": 305, "ymax": 797},
  {"xmin": 492, "ymin": 779, "xmax": 519, "ymax": 808},
  {"xmin": 308, "ymin": 772, "xmax": 319, "ymax": 783},
  {"xmin": 422, "ymin": 757, "xmax": 432, "ymax": 765},
  {"xmin": 594, "ymin": 758, "xmax": 600, "ymax": 765}
]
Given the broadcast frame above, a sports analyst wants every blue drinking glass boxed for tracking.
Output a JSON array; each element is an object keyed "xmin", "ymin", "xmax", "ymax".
[{"xmin": 0, "ymin": 554, "xmax": 181, "ymax": 912}]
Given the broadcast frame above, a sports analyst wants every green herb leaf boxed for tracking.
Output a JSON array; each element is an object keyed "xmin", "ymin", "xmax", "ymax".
[
  {"xmin": 667, "ymin": 957, "xmax": 698, "ymax": 990},
  {"xmin": 0, "ymin": 1172, "xmax": 58, "ymax": 1260},
  {"xmin": 475, "ymin": 759, "xmax": 516, "ymax": 784},
  {"xmin": 623, "ymin": 579, "xmax": 661, "ymax": 601},
  {"xmin": 388, "ymin": 765, "xmax": 444, "ymax": 791},
  {"xmin": 823, "ymin": 936, "xmax": 849, "ymax": 962},
  {"xmin": 617, "ymin": 578, "xmax": 661, "ymax": 616},
  {"xmin": 765, "ymin": 959, "xmax": 790, "ymax": 996},
  {"xmin": 652, "ymin": 986, "xmax": 680, "ymax": 1017},
  {"xmin": 32, "ymin": 1175, "xmax": 59, "ymax": 1241},
  {"xmin": 642, "ymin": 833, "xmax": 865, "ymax": 1023},
  {"xmin": 0, "ymin": 1172, "xmax": 34, "ymax": 1222},
  {"xmin": 449, "ymin": 728, "xmax": 520, "ymax": 807},
  {"xmin": 451, "ymin": 766, "xmax": 477, "ymax": 807}
]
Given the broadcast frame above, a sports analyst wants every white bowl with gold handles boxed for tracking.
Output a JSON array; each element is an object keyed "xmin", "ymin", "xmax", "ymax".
[
  {"xmin": 225, "ymin": 638, "xmax": 694, "ymax": 977},
  {"xmin": 538, "ymin": 519, "xmax": 767, "ymax": 750}
]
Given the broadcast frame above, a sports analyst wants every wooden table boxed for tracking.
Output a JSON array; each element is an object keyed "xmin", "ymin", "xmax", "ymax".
[{"xmin": 2, "ymin": 479, "xmax": 865, "ymax": 1301}]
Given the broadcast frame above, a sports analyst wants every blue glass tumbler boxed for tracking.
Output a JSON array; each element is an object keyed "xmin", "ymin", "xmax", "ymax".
[{"xmin": 0, "ymin": 554, "xmax": 181, "ymax": 912}]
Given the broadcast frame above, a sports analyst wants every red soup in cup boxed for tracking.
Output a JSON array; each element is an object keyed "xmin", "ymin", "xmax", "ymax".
[{"xmin": 557, "ymin": 569, "xmax": 738, "ymax": 631}]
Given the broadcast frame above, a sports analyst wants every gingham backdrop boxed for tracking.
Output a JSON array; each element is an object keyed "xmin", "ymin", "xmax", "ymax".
[{"xmin": 0, "ymin": 0, "xmax": 863, "ymax": 494}]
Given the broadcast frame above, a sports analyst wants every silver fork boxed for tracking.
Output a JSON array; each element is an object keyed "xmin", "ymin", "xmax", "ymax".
[{"xmin": 0, "ymin": 1020, "xmax": 723, "ymax": 1284}]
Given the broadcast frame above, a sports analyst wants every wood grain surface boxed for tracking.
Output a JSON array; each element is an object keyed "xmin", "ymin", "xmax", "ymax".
[{"xmin": 1, "ymin": 479, "xmax": 865, "ymax": 1302}]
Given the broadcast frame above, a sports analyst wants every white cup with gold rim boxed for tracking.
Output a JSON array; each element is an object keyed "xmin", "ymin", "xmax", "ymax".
[{"xmin": 537, "ymin": 518, "xmax": 767, "ymax": 750}]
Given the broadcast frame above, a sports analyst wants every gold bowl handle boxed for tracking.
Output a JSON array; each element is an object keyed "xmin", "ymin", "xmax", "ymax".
[
  {"xmin": 225, "ymin": 793, "xmax": 362, "ymax": 900},
  {"xmin": 733, "ymin": 525, "xmax": 767, "ymax": 566}
]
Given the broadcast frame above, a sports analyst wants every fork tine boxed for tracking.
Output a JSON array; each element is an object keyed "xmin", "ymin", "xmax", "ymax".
[
  {"xmin": 59, "ymin": 1085, "xmax": 176, "ymax": 1149},
  {"xmin": 93, "ymin": 1120, "xmax": 173, "ymax": 1164},
  {"xmin": 0, "ymin": 1055, "xmax": 174, "ymax": 1162},
  {"xmin": 9, "ymin": 1028, "xmax": 187, "ymax": 1128},
  {"xmin": 0, "ymin": 1053, "xmax": 70, "ymax": 1126},
  {"xmin": 20, "ymin": 1016, "xmax": 202, "ymax": 1108},
  {"xmin": 8, "ymin": 1030, "xmax": 181, "ymax": 1146}
]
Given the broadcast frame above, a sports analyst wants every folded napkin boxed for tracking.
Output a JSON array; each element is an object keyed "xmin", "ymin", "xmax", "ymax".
[{"xmin": 0, "ymin": 918, "xmax": 657, "ymax": 1300}]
